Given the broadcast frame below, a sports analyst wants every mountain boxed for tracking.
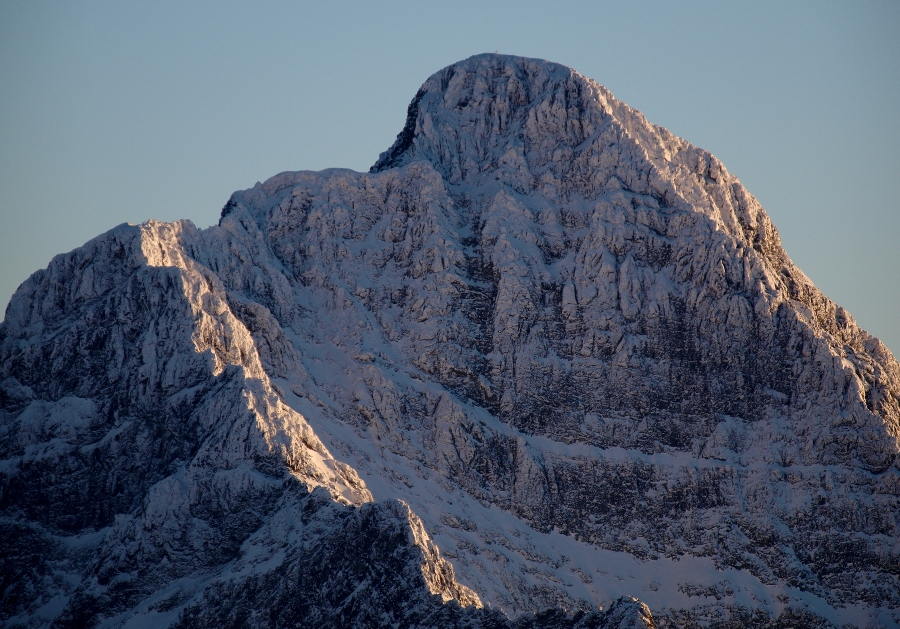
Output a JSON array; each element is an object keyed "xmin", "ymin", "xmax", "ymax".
[{"xmin": 1, "ymin": 53, "xmax": 898, "ymax": 629}]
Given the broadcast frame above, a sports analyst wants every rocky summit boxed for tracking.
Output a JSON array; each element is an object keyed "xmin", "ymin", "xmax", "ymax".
[{"xmin": 2, "ymin": 53, "xmax": 898, "ymax": 629}]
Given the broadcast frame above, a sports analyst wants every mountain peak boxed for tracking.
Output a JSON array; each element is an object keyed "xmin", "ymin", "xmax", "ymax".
[
  {"xmin": 370, "ymin": 53, "xmax": 610, "ymax": 186},
  {"xmin": 3, "ymin": 54, "xmax": 899, "ymax": 629},
  {"xmin": 369, "ymin": 53, "xmax": 714, "ymax": 224}
]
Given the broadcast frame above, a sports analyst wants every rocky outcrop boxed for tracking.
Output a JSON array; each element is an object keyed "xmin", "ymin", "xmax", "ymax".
[{"xmin": 2, "ymin": 54, "xmax": 898, "ymax": 628}]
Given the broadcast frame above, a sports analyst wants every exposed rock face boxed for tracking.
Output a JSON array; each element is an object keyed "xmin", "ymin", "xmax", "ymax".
[{"xmin": 1, "ymin": 54, "xmax": 898, "ymax": 628}]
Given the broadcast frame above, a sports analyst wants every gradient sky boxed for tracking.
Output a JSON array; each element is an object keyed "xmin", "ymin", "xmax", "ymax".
[{"xmin": 1, "ymin": 1, "xmax": 898, "ymax": 355}]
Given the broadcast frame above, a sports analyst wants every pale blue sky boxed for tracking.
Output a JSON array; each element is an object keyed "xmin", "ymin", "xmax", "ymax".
[{"xmin": 1, "ymin": 1, "xmax": 897, "ymax": 355}]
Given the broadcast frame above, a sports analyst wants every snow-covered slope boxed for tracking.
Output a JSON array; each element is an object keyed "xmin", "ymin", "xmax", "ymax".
[{"xmin": 2, "ymin": 53, "xmax": 898, "ymax": 628}]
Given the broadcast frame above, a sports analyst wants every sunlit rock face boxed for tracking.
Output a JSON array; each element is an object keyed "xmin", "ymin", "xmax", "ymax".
[{"xmin": 2, "ymin": 53, "xmax": 898, "ymax": 629}]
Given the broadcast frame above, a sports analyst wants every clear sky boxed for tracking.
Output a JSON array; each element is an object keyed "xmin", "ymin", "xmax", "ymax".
[{"xmin": 1, "ymin": 1, "xmax": 897, "ymax": 355}]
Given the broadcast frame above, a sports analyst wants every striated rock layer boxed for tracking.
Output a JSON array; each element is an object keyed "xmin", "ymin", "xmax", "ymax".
[{"xmin": 1, "ymin": 54, "xmax": 898, "ymax": 628}]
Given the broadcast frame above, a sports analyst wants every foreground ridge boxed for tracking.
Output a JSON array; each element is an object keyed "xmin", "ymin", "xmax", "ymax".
[{"xmin": 1, "ymin": 53, "xmax": 898, "ymax": 628}]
